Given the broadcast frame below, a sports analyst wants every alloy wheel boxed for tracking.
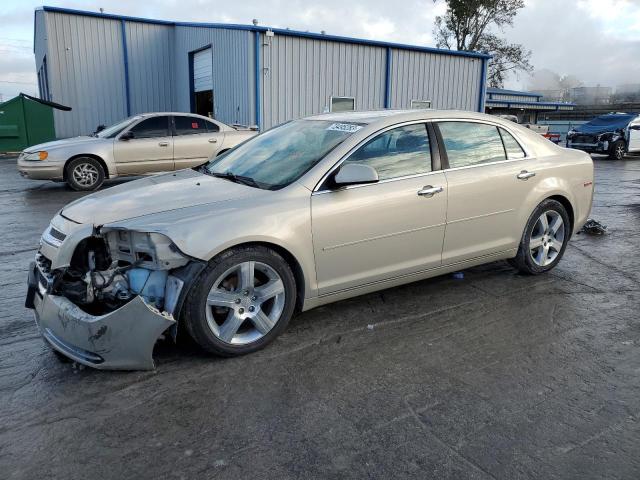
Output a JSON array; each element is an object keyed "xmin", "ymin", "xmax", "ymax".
[
  {"xmin": 529, "ymin": 210, "xmax": 565, "ymax": 266},
  {"xmin": 615, "ymin": 144, "xmax": 625, "ymax": 160},
  {"xmin": 205, "ymin": 261, "xmax": 286, "ymax": 345},
  {"xmin": 72, "ymin": 162, "xmax": 100, "ymax": 187}
]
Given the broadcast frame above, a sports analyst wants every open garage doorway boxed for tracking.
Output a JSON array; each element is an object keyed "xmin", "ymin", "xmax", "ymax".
[{"xmin": 190, "ymin": 46, "xmax": 214, "ymax": 118}]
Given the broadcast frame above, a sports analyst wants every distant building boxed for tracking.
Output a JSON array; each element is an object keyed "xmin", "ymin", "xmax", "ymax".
[
  {"xmin": 484, "ymin": 87, "xmax": 574, "ymax": 124},
  {"xmin": 536, "ymin": 89, "xmax": 565, "ymax": 103},
  {"xmin": 569, "ymin": 86, "xmax": 612, "ymax": 105},
  {"xmin": 614, "ymin": 84, "xmax": 640, "ymax": 102}
]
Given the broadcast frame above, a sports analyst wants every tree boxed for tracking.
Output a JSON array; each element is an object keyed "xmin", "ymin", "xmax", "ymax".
[{"xmin": 433, "ymin": 0, "xmax": 533, "ymax": 87}]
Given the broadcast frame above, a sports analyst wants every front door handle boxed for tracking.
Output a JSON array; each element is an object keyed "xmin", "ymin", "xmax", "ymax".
[
  {"xmin": 158, "ymin": 141, "xmax": 169, "ymax": 147},
  {"xmin": 208, "ymin": 138, "xmax": 218, "ymax": 143},
  {"xmin": 417, "ymin": 185, "xmax": 444, "ymax": 197},
  {"xmin": 517, "ymin": 170, "xmax": 536, "ymax": 180}
]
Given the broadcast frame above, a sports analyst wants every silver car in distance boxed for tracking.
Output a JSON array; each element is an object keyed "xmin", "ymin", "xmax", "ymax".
[
  {"xmin": 26, "ymin": 110, "xmax": 594, "ymax": 370},
  {"xmin": 17, "ymin": 112, "xmax": 257, "ymax": 191}
]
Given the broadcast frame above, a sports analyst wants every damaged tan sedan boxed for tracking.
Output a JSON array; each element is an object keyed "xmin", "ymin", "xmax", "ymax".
[{"xmin": 26, "ymin": 110, "xmax": 594, "ymax": 370}]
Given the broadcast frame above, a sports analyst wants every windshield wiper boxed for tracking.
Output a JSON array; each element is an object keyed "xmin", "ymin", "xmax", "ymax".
[{"xmin": 210, "ymin": 171, "xmax": 261, "ymax": 188}]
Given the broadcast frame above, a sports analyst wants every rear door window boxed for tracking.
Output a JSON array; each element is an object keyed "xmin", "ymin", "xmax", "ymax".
[
  {"xmin": 438, "ymin": 122, "xmax": 506, "ymax": 168},
  {"xmin": 174, "ymin": 116, "xmax": 209, "ymax": 136},
  {"xmin": 499, "ymin": 128, "xmax": 526, "ymax": 159}
]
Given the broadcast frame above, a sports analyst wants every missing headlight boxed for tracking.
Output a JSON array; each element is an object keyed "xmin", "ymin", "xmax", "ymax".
[{"xmin": 104, "ymin": 230, "xmax": 189, "ymax": 270}]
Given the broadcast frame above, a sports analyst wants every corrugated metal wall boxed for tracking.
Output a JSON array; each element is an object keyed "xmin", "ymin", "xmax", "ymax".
[
  {"xmin": 124, "ymin": 21, "xmax": 174, "ymax": 115},
  {"xmin": 389, "ymin": 49, "xmax": 482, "ymax": 111},
  {"xmin": 44, "ymin": 12, "xmax": 128, "ymax": 138},
  {"xmin": 35, "ymin": 10, "xmax": 486, "ymax": 137},
  {"xmin": 260, "ymin": 34, "xmax": 387, "ymax": 129},
  {"xmin": 174, "ymin": 26, "xmax": 253, "ymax": 126}
]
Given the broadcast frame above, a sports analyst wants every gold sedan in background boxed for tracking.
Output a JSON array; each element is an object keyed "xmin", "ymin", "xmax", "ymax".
[{"xmin": 17, "ymin": 112, "xmax": 257, "ymax": 190}]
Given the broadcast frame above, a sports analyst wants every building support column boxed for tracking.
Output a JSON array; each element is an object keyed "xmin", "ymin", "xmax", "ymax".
[
  {"xmin": 120, "ymin": 19, "xmax": 131, "ymax": 116},
  {"xmin": 477, "ymin": 57, "xmax": 488, "ymax": 113},
  {"xmin": 254, "ymin": 31, "xmax": 261, "ymax": 130},
  {"xmin": 384, "ymin": 47, "xmax": 392, "ymax": 109}
]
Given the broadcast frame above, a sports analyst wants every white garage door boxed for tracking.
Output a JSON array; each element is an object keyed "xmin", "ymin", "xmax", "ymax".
[{"xmin": 193, "ymin": 48, "xmax": 213, "ymax": 93}]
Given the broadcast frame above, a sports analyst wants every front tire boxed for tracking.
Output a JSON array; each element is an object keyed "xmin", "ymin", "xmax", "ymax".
[
  {"xmin": 183, "ymin": 246, "xmax": 296, "ymax": 357},
  {"xmin": 609, "ymin": 140, "xmax": 626, "ymax": 160},
  {"xmin": 510, "ymin": 199, "xmax": 570, "ymax": 275},
  {"xmin": 66, "ymin": 157, "xmax": 105, "ymax": 191}
]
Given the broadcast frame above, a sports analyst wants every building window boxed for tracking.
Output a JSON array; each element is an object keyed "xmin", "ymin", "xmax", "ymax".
[
  {"xmin": 330, "ymin": 96, "xmax": 355, "ymax": 112},
  {"xmin": 410, "ymin": 100, "xmax": 431, "ymax": 109}
]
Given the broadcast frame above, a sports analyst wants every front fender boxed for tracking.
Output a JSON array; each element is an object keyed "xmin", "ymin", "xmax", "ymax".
[{"xmin": 102, "ymin": 183, "xmax": 319, "ymax": 299}]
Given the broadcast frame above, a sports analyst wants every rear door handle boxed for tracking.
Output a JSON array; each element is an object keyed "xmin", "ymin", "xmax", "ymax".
[
  {"xmin": 517, "ymin": 170, "xmax": 536, "ymax": 180},
  {"xmin": 158, "ymin": 141, "xmax": 169, "ymax": 147},
  {"xmin": 208, "ymin": 138, "xmax": 218, "ymax": 143},
  {"xmin": 417, "ymin": 185, "xmax": 444, "ymax": 197}
]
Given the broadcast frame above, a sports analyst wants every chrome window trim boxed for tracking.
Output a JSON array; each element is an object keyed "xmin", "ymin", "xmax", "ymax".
[
  {"xmin": 442, "ymin": 156, "xmax": 528, "ymax": 173},
  {"xmin": 313, "ymin": 117, "xmax": 534, "ymax": 193},
  {"xmin": 312, "ymin": 170, "xmax": 445, "ymax": 196},
  {"xmin": 312, "ymin": 119, "xmax": 435, "ymax": 193}
]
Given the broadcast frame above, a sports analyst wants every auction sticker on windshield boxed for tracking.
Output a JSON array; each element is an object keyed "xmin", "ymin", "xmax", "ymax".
[{"xmin": 326, "ymin": 123, "xmax": 363, "ymax": 133}]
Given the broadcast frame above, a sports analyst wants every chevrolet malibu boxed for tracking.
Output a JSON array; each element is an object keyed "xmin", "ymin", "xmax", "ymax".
[
  {"xmin": 26, "ymin": 110, "xmax": 594, "ymax": 370},
  {"xmin": 17, "ymin": 112, "xmax": 257, "ymax": 190}
]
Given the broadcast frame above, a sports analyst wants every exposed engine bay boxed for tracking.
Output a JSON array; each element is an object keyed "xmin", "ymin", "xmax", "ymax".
[{"xmin": 48, "ymin": 229, "xmax": 196, "ymax": 317}]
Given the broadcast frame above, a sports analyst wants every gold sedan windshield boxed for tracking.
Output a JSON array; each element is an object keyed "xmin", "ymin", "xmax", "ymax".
[{"xmin": 203, "ymin": 120, "xmax": 363, "ymax": 189}]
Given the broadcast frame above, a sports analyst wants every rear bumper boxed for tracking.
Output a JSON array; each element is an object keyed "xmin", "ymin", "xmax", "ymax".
[
  {"xmin": 28, "ymin": 262, "xmax": 175, "ymax": 370},
  {"xmin": 17, "ymin": 159, "xmax": 64, "ymax": 180}
]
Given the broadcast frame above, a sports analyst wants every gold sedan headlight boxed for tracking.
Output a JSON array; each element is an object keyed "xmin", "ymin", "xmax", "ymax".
[{"xmin": 23, "ymin": 151, "xmax": 48, "ymax": 161}]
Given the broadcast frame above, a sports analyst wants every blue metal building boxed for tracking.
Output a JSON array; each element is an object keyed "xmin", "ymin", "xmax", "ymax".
[
  {"xmin": 485, "ymin": 87, "xmax": 575, "ymax": 124},
  {"xmin": 34, "ymin": 6, "xmax": 490, "ymax": 138}
]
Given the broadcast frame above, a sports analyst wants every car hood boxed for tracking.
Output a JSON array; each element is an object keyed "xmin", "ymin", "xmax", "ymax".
[
  {"xmin": 61, "ymin": 169, "xmax": 263, "ymax": 225},
  {"xmin": 24, "ymin": 136, "xmax": 107, "ymax": 152},
  {"xmin": 574, "ymin": 114, "xmax": 635, "ymax": 136}
]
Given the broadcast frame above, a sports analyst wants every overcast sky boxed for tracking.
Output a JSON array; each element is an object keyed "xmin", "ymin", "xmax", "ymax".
[{"xmin": 2, "ymin": 0, "xmax": 640, "ymax": 101}]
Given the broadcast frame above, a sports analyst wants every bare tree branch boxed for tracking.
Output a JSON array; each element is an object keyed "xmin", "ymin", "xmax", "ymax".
[{"xmin": 433, "ymin": 0, "xmax": 532, "ymax": 87}]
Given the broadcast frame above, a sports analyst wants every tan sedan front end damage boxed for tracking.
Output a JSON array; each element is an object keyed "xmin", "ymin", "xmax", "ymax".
[
  {"xmin": 26, "ymin": 213, "xmax": 202, "ymax": 370},
  {"xmin": 32, "ymin": 289, "xmax": 174, "ymax": 370}
]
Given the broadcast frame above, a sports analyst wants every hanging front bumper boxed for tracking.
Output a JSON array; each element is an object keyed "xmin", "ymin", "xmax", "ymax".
[{"xmin": 27, "ymin": 262, "xmax": 175, "ymax": 370}]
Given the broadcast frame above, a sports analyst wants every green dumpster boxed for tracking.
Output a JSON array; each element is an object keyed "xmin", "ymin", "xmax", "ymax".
[{"xmin": 0, "ymin": 93, "xmax": 71, "ymax": 152}]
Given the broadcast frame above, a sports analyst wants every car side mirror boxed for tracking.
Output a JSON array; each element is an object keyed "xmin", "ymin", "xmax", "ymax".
[
  {"xmin": 630, "ymin": 125, "xmax": 640, "ymax": 131},
  {"xmin": 333, "ymin": 163, "xmax": 379, "ymax": 187},
  {"xmin": 120, "ymin": 131, "xmax": 134, "ymax": 141}
]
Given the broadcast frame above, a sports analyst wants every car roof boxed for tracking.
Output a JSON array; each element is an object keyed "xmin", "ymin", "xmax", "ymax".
[
  {"xmin": 137, "ymin": 112, "xmax": 214, "ymax": 118},
  {"xmin": 305, "ymin": 109, "xmax": 514, "ymax": 127}
]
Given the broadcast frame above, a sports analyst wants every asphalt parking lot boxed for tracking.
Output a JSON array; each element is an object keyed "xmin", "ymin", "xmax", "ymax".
[{"xmin": 1, "ymin": 155, "xmax": 639, "ymax": 479}]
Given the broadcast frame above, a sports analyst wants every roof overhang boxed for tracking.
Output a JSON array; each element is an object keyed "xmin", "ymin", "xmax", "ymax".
[
  {"xmin": 485, "ymin": 99, "xmax": 576, "ymax": 112},
  {"xmin": 38, "ymin": 6, "xmax": 491, "ymax": 60}
]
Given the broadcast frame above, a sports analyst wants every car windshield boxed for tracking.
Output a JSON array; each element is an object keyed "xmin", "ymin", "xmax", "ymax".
[
  {"xmin": 95, "ymin": 116, "xmax": 142, "ymax": 138},
  {"xmin": 201, "ymin": 120, "xmax": 364, "ymax": 190}
]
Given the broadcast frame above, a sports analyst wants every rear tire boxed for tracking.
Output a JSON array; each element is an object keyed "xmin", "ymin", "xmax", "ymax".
[
  {"xmin": 510, "ymin": 199, "xmax": 570, "ymax": 275},
  {"xmin": 65, "ymin": 157, "xmax": 105, "ymax": 191},
  {"xmin": 609, "ymin": 140, "xmax": 626, "ymax": 160},
  {"xmin": 183, "ymin": 245, "xmax": 296, "ymax": 357}
]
